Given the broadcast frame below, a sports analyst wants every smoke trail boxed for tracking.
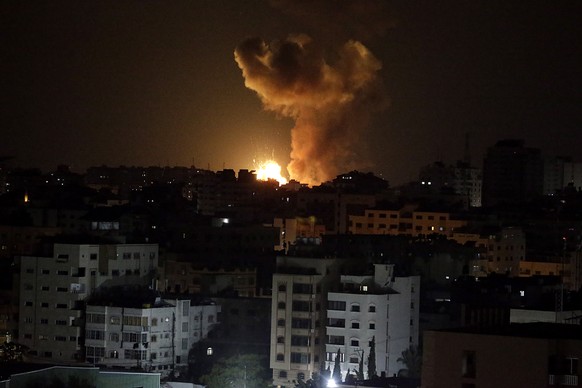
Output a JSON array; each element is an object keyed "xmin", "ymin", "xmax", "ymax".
[{"xmin": 235, "ymin": 34, "xmax": 387, "ymax": 185}]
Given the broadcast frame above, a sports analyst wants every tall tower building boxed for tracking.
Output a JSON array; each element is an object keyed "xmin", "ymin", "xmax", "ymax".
[
  {"xmin": 482, "ymin": 139, "xmax": 543, "ymax": 207},
  {"xmin": 270, "ymin": 256, "xmax": 340, "ymax": 388}
]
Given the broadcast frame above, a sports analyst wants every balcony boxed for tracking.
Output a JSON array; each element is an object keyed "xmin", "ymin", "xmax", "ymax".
[{"xmin": 549, "ymin": 375, "xmax": 579, "ymax": 386}]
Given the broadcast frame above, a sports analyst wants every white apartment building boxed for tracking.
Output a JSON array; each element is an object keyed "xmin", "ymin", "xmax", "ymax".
[
  {"xmin": 85, "ymin": 298, "xmax": 220, "ymax": 376},
  {"xmin": 325, "ymin": 264, "xmax": 420, "ymax": 380},
  {"xmin": 19, "ymin": 243, "xmax": 158, "ymax": 363},
  {"xmin": 270, "ymin": 256, "xmax": 340, "ymax": 388}
]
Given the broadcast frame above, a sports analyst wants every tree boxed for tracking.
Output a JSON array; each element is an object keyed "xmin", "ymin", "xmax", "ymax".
[
  {"xmin": 357, "ymin": 350, "xmax": 365, "ymax": 380},
  {"xmin": 0, "ymin": 341, "xmax": 28, "ymax": 362},
  {"xmin": 332, "ymin": 348, "xmax": 342, "ymax": 382},
  {"xmin": 199, "ymin": 353, "xmax": 271, "ymax": 388},
  {"xmin": 367, "ymin": 337, "xmax": 377, "ymax": 379},
  {"xmin": 397, "ymin": 345, "xmax": 422, "ymax": 378}
]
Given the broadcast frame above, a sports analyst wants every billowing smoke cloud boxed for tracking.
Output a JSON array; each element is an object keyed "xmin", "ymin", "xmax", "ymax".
[{"xmin": 234, "ymin": 34, "xmax": 387, "ymax": 185}]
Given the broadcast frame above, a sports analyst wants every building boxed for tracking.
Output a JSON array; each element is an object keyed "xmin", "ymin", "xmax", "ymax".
[
  {"xmin": 270, "ymin": 256, "xmax": 341, "ymax": 388},
  {"xmin": 485, "ymin": 227, "xmax": 526, "ymax": 276},
  {"xmin": 0, "ymin": 365, "xmax": 160, "ymax": 388},
  {"xmin": 348, "ymin": 205, "xmax": 467, "ymax": 238},
  {"xmin": 482, "ymin": 139, "xmax": 544, "ymax": 207},
  {"xmin": 325, "ymin": 264, "xmax": 420, "ymax": 380},
  {"xmin": 18, "ymin": 243, "xmax": 158, "ymax": 363},
  {"xmin": 422, "ymin": 323, "xmax": 582, "ymax": 388},
  {"xmin": 85, "ymin": 295, "xmax": 219, "ymax": 376},
  {"xmin": 161, "ymin": 260, "xmax": 257, "ymax": 297},
  {"xmin": 270, "ymin": 217, "xmax": 326, "ymax": 253}
]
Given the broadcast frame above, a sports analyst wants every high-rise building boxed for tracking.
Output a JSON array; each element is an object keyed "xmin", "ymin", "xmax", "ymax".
[
  {"xmin": 18, "ymin": 243, "xmax": 158, "ymax": 363},
  {"xmin": 325, "ymin": 264, "xmax": 420, "ymax": 380},
  {"xmin": 270, "ymin": 256, "xmax": 340, "ymax": 388},
  {"xmin": 482, "ymin": 139, "xmax": 543, "ymax": 207}
]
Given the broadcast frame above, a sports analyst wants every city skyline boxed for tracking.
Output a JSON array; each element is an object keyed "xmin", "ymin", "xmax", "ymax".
[{"xmin": 3, "ymin": 1, "xmax": 581, "ymax": 184}]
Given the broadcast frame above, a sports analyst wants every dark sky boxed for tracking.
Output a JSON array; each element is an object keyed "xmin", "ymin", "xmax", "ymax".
[{"xmin": 2, "ymin": 1, "xmax": 581, "ymax": 184}]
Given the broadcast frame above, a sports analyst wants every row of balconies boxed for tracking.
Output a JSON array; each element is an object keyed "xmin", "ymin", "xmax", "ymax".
[{"xmin": 548, "ymin": 374, "xmax": 578, "ymax": 386}]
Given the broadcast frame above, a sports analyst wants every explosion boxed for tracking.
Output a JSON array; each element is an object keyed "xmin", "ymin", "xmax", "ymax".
[
  {"xmin": 234, "ymin": 34, "xmax": 387, "ymax": 186},
  {"xmin": 255, "ymin": 160, "xmax": 288, "ymax": 186}
]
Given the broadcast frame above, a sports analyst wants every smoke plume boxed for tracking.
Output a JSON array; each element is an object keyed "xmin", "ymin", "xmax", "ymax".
[{"xmin": 234, "ymin": 34, "xmax": 387, "ymax": 185}]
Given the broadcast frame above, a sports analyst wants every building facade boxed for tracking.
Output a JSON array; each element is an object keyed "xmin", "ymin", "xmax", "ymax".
[
  {"xmin": 85, "ymin": 298, "xmax": 219, "ymax": 375},
  {"xmin": 270, "ymin": 256, "xmax": 340, "ymax": 388},
  {"xmin": 325, "ymin": 264, "xmax": 420, "ymax": 380},
  {"xmin": 18, "ymin": 243, "xmax": 158, "ymax": 363}
]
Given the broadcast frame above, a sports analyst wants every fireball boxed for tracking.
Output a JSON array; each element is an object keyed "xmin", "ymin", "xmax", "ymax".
[{"xmin": 255, "ymin": 160, "xmax": 288, "ymax": 186}]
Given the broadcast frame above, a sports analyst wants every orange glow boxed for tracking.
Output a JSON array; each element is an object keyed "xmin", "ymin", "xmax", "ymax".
[{"xmin": 255, "ymin": 160, "xmax": 288, "ymax": 186}]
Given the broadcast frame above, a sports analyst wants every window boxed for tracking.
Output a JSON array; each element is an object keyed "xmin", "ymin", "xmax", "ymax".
[
  {"xmin": 151, "ymin": 318, "xmax": 157, "ymax": 326},
  {"xmin": 292, "ymin": 300, "xmax": 311, "ymax": 312},
  {"xmin": 351, "ymin": 322, "xmax": 360, "ymax": 329},
  {"xmin": 56, "ymin": 287, "xmax": 68, "ymax": 292},
  {"xmin": 369, "ymin": 323, "xmax": 375, "ymax": 330},
  {"xmin": 277, "ymin": 319, "xmax": 285, "ymax": 327},
  {"xmin": 57, "ymin": 270, "xmax": 68, "ymax": 275},
  {"xmin": 110, "ymin": 350, "xmax": 119, "ymax": 358},
  {"xmin": 40, "ymin": 318, "xmax": 48, "ymax": 324},
  {"xmin": 112, "ymin": 270, "xmax": 120, "ymax": 276},
  {"xmin": 90, "ymin": 253, "xmax": 97, "ymax": 260},
  {"xmin": 328, "ymin": 300, "xmax": 346, "ymax": 311},
  {"xmin": 279, "ymin": 371, "xmax": 287, "ymax": 378},
  {"xmin": 292, "ymin": 283, "xmax": 313, "ymax": 294},
  {"xmin": 351, "ymin": 304, "xmax": 360, "ymax": 312},
  {"xmin": 24, "ymin": 301, "xmax": 33, "ymax": 307},
  {"xmin": 369, "ymin": 305, "xmax": 376, "ymax": 312},
  {"xmin": 41, "ymin": 302, "xmax": 49, "ymax": 308},
  {"xmin": 25, "ymin": 268, "xmax": 34, "ymax": 274},
  {"xmin": 349, "ymin": 356, "xmax": 359, "ymax": 363},
  {"xmin": 41, "ymin": 269, "xmax": 50, "ymax": 274},
  {"xmin": 182, "ymin": 322, "xmax": 189, "ymax": 332},
  {"xmin": 327, "ymin": 335, "xmax": 345, "ymax": 345},
  {"xmin": 56, "ymin": 303, "xmax": 68, "ymax": 309},
  {"xmin": 278, "ymin": 284, "xmax": 286, "ymax": 292},
  {"xmin": 327, "ymin": 318, "xmax": 345, "ymax": 328},
  {"xmin": 290, "ymin": 352, "xmax": 310, "ymax": 364},
  {"xmin": 122, "ymin": 332, "xmax": 146, "ymax": 343},
  {"xmin": 109, "ymin": 333, "xmax": 119, "ymax": 342},
  {"xmin": 86, "ymin": 330, "xmax": 105, "ymax": 340},
  {"xmin": 291, "ymin": 335, "xmax": 309, "ymax": 346},
  {"xmin": 55, "ymin": 336, "xmax": 67, "ymax": 342},
  {"xmin": 291, "ymin": 318, "xmax": 310, "ymax": 329},
  {"xmin": 462, "ymin": 350, "xmax": 476, "ymax": 378},
  {"xmin": 278, "ymin": 302, "xmax": 286, "ymax": 309},
  {"xmin": 351, "ymin": 339, "xmax": 359, "ymax": 346},
  {"xmin": 41, "ymin": 286, "xmax": 49, "ymax": 291},
  {"xmin": 277, "ymin": 336, "xmax": 285, "ymax": 344},
  {"xmin": 182, "ymin": 338, "xmax": 188, "ymax": 350}
]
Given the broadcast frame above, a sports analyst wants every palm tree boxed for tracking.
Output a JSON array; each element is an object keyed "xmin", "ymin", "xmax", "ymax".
[{"xmin": 396, "ymin": 345, "xmax": 422, "ymax": 378}]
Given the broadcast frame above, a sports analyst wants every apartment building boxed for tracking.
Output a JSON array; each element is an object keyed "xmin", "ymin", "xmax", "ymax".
[
  {"xmin": 270, "ymin": 256, "xmax": 340, "ymax": 388},
  {"xmin": 85, "ymin": 297, "xmax": 219, "ymax": 376},
  {"xmin": 161, "ymin": 260, "xmax": 257, "ymax": 297},
  {"xmin": 18, "ymin": 243, "xmax": 158, "ymax": 363},
  {"xmin": 422, "ymin": 323, "xmax": 582, "ymax": 388},
  {"xmin": 349, "ymin": 206, "xmax": 466, "ymax": 238},
  {"xmin": 325, "ymin": 264, "xmax": 420, "ymax": 380}
]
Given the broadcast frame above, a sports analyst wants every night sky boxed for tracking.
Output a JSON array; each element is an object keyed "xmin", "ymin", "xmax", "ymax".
[{"xmin": 2, "ymin": 1, "xmax": 581, "ymax": 184}]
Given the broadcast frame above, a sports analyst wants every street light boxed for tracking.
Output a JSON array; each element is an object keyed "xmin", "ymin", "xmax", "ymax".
[{"xmin": 327, "ymin": 378, "xmax": 338, "ymax": 387}]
